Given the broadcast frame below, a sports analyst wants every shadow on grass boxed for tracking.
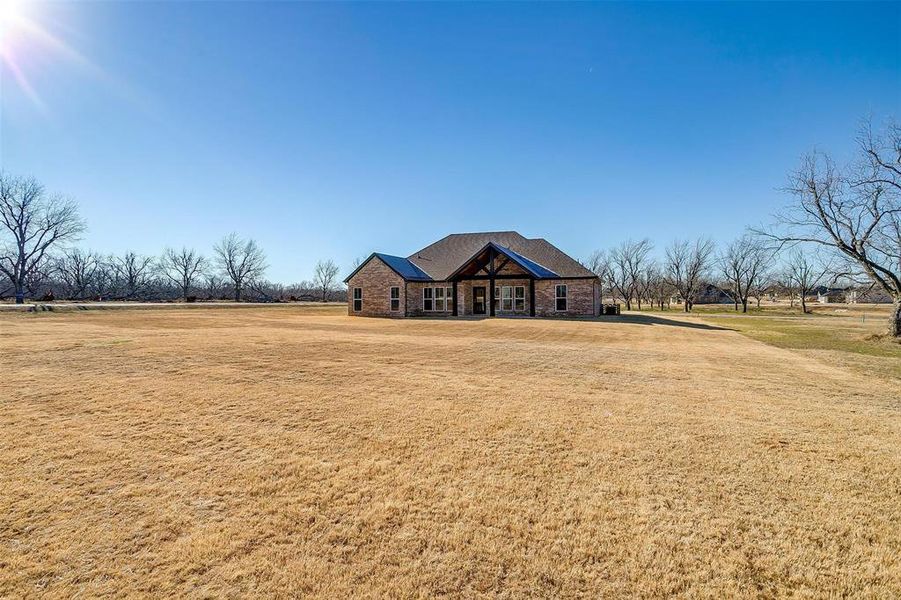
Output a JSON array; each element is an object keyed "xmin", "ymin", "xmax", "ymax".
[
  {"xmin": 452, "ymin": 313, "xmax": 732, "ymax": 331},
  {"xmin": 594, "ymin": 314, "xmax": 733, "ymax": 331}
]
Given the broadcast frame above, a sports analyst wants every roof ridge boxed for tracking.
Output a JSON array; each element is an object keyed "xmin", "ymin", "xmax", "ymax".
[{"xmin": 447, "ymin": 230, "xmax": 522, "ymax": 235}]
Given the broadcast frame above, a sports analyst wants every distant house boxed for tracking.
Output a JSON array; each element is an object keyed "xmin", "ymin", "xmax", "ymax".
[
  {"xmin": 671, "ymin": 283, "xmax": 734, "ymax": 306},
  {"xmin": 344, "ymin": 231, "xmax": 600, "ymax": 318},
  {"xmin": 813, "ymin": 285, "xmax": 872, "ymax": 304},
  {"xmin": 815, "ymin": 286, "xmax": 848, "ymax": 304}
]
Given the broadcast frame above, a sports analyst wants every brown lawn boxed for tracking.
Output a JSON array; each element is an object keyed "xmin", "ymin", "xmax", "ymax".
[{"xmin": 1, "ymin": 306, "xmax": 899, "ymax": 598}]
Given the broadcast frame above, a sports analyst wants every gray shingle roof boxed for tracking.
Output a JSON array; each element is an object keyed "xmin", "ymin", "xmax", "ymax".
[{"xmin": 407, "ymin": 231, "xmax": 595, "ymax": 280}]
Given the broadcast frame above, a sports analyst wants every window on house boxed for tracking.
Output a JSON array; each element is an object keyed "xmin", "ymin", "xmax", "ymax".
[
  {"xmin": 494, "ymin": 286, "xmax": 500, "ymax": 310},
  {"xmin": 423, "ymin": 287, "xmax": 433, "ymax": 311},
  {"xmin": 445, "ymin": 287, "xmax": 453, "ymax": 312},
  {"xmin": 353, "ymin": 288, "xmax": 362, "ymax": 312},
  {"xmin": 435, "ymin": 286, "xmax": 445, "ymax": 311},
  {"xmin": 390, "ymin": 287, "xmax": 400, "ymax": 312},
  {"xmin": 555, "ymin": 284, "xmax": 568, "ymax": 311},
  {"xmin": 501, "ymin": 286, "xmax": 513, "ymax": 311},
  {"xmin": 514, "ymin": 286, "xmax": 525, "ymax": 312}
]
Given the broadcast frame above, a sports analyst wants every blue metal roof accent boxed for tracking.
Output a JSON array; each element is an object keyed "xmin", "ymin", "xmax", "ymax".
[
  {"xmin": 344, "ymin": 252, "xmax": 433, "ymax": 283},
  {"xmin": 494, "ymin": 244, "xmax": 559, "ymax": 278},
  {"xmin": 373, "ymin": 253, "xmax": 433, "ymax": 280}
]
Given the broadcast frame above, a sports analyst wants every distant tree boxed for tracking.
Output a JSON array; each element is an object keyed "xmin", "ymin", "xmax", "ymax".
[
  {"xmin": 664, "ymin": 238, "xmax": 716, "ymax": 312},
  {"xmin": 203, "ymin": 272, "xmax": 227, "ymax": 300},
  {"xmin": 54, "ymin": 248, "xmax": 101, "ymax": 299},
  {"xmin": 214, "ymin": 233, "xmax": 267, "ymax": 301},
  {"xmin": 161, "ymin": 246, "xmax": 206, "ymax": 300},
  {"xmin": 761, "ymin": 117, "xmax": 901, "ymax": 336},
  {"xmin": 0, "ymin": 174, "xmax": 85, "ymax": 303},
  {"xmin": 647, "ymin": 266, "xmax": 675, "ymax": 309},
  {"xmin": 749, "ymin": 271, "xmax": 776, "ymax": 309},
  {"xmin": 90, "ymin": 256, "xmax": 117, "ymax": 300},
  {"xmin": 719, "ymin": 235, "xmax": 770, "ymax": 313},
  {"xmin": 111, "ymin": 252, "xmax": 157, "ymax": 299},
  {"xmin": 313, "ymin": 259, "xmax": 340, "ymax": 302},
  {"xmin": 609, "ymin": 239, "xmax": 653, "ymax": 310},
  {"xmin": 585, "ymin": 249, "xmax": 612, "ymax": 303},
  {"xmin": 785, "ymin": 250, "xmax": 832, "ymax": 314},
  {"xmin": 23, "ymin": 263, "xmax": 53, "ymax": 300},
  {"xmin": 636, "ymin": 262, "xmax": 661, "ymax": 310}
]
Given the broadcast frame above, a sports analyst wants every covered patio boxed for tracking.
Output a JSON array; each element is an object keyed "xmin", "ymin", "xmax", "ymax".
[{"xmin": 446, "ymin": 242, "xmax": 560, "ymax": 317}]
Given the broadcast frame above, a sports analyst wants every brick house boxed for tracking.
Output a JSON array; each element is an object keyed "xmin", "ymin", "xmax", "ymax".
[{"xmin": 344, "ymin": 232, "xmax": 600, "ymax": 318}]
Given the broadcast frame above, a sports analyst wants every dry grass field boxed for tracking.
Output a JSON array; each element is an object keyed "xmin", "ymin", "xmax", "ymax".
[{"xmin": 1, "ymin": 306, "xmax": 899, "ymax": 598}]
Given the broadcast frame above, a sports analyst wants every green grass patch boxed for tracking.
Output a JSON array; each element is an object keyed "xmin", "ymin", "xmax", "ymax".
[{"xmin": 704, "ymin": 313, "xmax": 900, "ymax": 380}]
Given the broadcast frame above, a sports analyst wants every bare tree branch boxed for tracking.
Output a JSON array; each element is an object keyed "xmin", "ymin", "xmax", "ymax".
[
  {"xmin": 213, "ymin": 233, "xmax": 267, "ymax": 302},
  {"xmin": 0, "ymin": 174, "xmax": 85, "ymax": 303}
]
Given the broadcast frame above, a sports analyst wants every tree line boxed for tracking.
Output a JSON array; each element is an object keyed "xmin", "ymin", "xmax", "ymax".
[
  {"xmin": 2, "ymin": 117, "xmax": 898, "ymax": 335},
  {"xmin": 584, "ymin": 235, "xmax": 855, "ymax": 315},
  {"xmin": 583, "ymin": 117, "xmax": 899, "ymax": 337},
  {"xmin": 0, "ymin": 183, "xmax": 344, "ymax": 304}
]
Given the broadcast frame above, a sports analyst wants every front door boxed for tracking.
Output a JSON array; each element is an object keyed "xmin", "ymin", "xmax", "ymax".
[{"xmin": 472, "ymin": 286, "xmax": 487, "ymax": 315}]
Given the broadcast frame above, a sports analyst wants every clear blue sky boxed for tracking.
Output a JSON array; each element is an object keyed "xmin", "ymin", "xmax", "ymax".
[{"xmin": 1, "ymin": 1, "xmax": 898, "ymax": 282}]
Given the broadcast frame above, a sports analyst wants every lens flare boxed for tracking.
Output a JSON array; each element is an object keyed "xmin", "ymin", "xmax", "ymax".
[
  {"xmin": 0, "ymin": 0, "xmax": 24, "ymax": 26},
  {"xmin": 1, "ymin": 0, "xmax": 46, "ymax": 108},
  {"xmin": 1, "ymin": 0, "xmax": 126, "ymax": 114}
]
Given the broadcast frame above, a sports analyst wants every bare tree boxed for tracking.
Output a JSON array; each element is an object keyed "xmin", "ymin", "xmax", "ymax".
[
  {"xmin": 203, "ymin": 272, "xmax": 227, "ymax": 300},
  {"xmin": 0, "ymin": 174, "xmax": 85, "ymax": 303},
  {"xmin": 749, "ymin": 271, "xmax": 775, "ymax": 309},
  {"xmin": 54, "ymin": 248, "xmax": 101, "ymax": 299},
  {"xmin": 609, "ymin": 239, "xmax": 653, "ymax": 310},
  {"xmin": 161, "ymin": 246, "xmax": 206, "ymax": 300},
  {"xmin": 664, "ymin": 238, "xmax": 716, "ymax": 312},
  {"xmin": 785, "ymin": 250, "xmax": 832, "ymax": 314},
  {"xmin": 636, "ymin": 262, "xmax": 660, "ymax": 310},
  {"xmin": 760, "ymin": 118, "xmax": 901, "ymax": 335},
  {"xmin": 719, "ymin": 235, "xmax": 770, "ymax": 313},
  {"xmin": 111, "ymin": 252, "xmax": 157, "ymax": 299},
  {"xmin": 214, "ymin": 233, "xmax": 267, "ymax": 301},
  {"xmin": 647, "ymin": 266, "xmax": 674, "ymax": 309},
  {"xmin": 585, "ymin": 249, "xmax": 612, "ymax": 303},
  {"xmin": 313, "ymin": 259, "xmax": 340, "ymax": 302}
]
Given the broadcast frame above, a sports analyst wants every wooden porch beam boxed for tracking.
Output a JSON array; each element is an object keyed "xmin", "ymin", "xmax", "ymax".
[
  {"xmin": 489, "ymin": 247, "xmax": 496, "ymax": 316},
  {"xmin": 529, "ymin": 278, "xmax": 536, "ymax": 317},
  {"xmin": 452, "ymin": 281, "xmax": 458, "ymax": 316},
  {"xmin": 461, "ymin": 274, "xmax": 537, "ymax": 280}
]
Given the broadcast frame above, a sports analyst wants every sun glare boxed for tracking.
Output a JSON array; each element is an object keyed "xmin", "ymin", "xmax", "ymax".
[
  {"xmin": 0, "ymin": 0, "xmax": 25, "ymax": 28},
  {"xmin": 0, "ymin": 0, "xmax": 101, "ymax": 111}
]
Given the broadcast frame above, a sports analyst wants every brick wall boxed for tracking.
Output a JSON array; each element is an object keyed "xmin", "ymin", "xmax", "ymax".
[
  {"xmin": 347, "ymin": 258, "xmax": 598, "ymax": 319},
  {"xmin": 406, "ymin": 281, "xmax": 454, "ymax": 317},
  {"xmin": 534, "ymin": 278, "xmax": 598, "ymax": 317},
  {"xmin": 345, "ymin": 257, "xmax": 405, "ymax": 317}
]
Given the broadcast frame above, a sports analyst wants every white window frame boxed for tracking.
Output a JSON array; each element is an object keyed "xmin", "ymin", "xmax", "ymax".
[
  {"xmin": 353, "ymin": 287, "xmax": 362, "ymax": 312},
  {"xmin": 514, "ymin": 286, "xmax": 525, "ymax": 312},
  {"xmin": 420, "ymin": 286, "xmax": 454, "ymax": 312},
  {"xmin": 501, "ymin": 286, "xmax": 513, "ymax": 311},
  {"xmin": 555, "ymin": 284, "xmax": 568, "ymax": 312},
  {"xmin": 389, "ymin": 286, "xmax": 400, "ymax": 312}
]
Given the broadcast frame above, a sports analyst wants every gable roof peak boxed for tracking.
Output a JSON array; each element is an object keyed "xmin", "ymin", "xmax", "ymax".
[{"xmin": 407, "ymin": 231, "xmax": 595, "ymax": 281}]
